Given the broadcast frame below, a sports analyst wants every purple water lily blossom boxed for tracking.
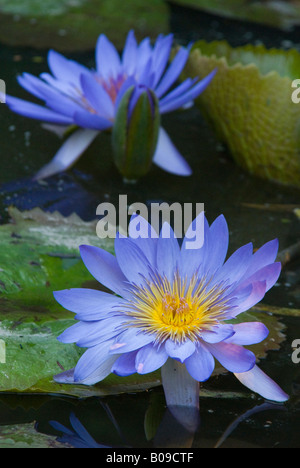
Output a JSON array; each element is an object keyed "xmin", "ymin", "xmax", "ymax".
[
  {"xmin": 53, "ymin": 213, "xmax": 288, "ymax": 404},
  {"xmin": 6, "ymin": 31, "xmax": 216, "ymax": 180}
]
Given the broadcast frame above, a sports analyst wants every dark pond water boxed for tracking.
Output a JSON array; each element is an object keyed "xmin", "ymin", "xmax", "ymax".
[{"xmin": 0, "ymin": 3, "xmax": 299, "ymax": 448}]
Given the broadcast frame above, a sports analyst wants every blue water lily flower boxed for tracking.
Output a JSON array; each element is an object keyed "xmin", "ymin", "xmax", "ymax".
[
  {"xmin": 53, "ymin": 213, "xmax": 289, "ymax": 404},
  {"xmin": 6, "ymin": 31, "xmax": 216, "ymax": 180}
]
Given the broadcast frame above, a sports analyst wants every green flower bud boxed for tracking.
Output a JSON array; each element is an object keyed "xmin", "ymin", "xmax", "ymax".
[{"xmin": 111, "ymin": 85, "xmax": 160, "ymax": 182}]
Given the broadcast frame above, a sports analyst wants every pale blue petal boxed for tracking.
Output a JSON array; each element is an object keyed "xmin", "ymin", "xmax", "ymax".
[
  {"xmin": 226, "ymin": 322, "xmax": 269, "ymax": 345},
  {"xmin": 79, "ymin": 244, "xmax": 129, "ymax": 297},
  {"xmin": 122, "ymin": 30, "xmax": 138, "ymax": 75},
  {"xmin": 202, "ymin": 214, "xmax": 229, "ymax": 275},
  {"xmin": 33, "ymin": 128, "xmax": 99, "ymax": 180},
  {"xmin": 155, "ymin": 46, "xmax": 191, "ymax": 98},
  {"xmin": 165, "ymin": 339, "xmax": 196, "ymax": 362},
  {"xmin": 128, "ymin": 214, "xmax": 158, "ymax": 267},
  {"xmin": 243, "ymin": 239, "xmax": 279, "ymax": 279},
  {"xmin": 73, "ymin": 340, "xmax": 117, "ymax": 384},
  {"xmin": 73, "ymin": 109, "xmax": 112, "ymax": 130},
  {"xmin": 96, "ymin": 34, "xmax": 121, "ymax": 79},
  {"xmin": 18, "ymin": 73, "xmax": 84, "ymax": 117},
  {"xmin": 114, "ymin": 234, "xmax": 152, "ymax": 286},
  {"xmin": 152, "ymin": 127, "xmax": 192, "ymax": 176},
  {"xmin": 109, "ymin": 328, "xmax": 154, "ymax": 354},
  {"xmin": 230, "ymin": 281, "xmax": 267, "ymax": 317},
  {"xmin": 234, "ymin": 365, "xmax": 289, "ymax": 402},
  {"xmin": 80, "ymin": 73, "xmax": 114, "ymax": 119},
  {"xmin": 159, "ymin": 69, "xmax": 217, "ymax": 113},
  {"xmin": 205, "ymin": 341, "xmax": 256, "ymax": 373},
  {"xmin": 201, "ymin": 324, "xmax": 235, "ymax": 344},
  {"xmin": 54, "ymin": 288, "xmax": 125, "ymax": 321},
  {"xmin": 184, "ymin": 344, "xmax": 215, "ymax": 382},
  {"xmin": 6, "ymin": 95, "xmax": 74, "ymax": 125},
  {"xmin": 48, "ymin": 49, "xmax": 89, "ymax": 88},
  {"xmin": 213, "ymin": 242, "xmax": 253, "ymax": 287},
  {"xmin": 151, "ymin": 33, "xmax": 173, "ymax": 88},
  {"xmin": 237, "ymin": 262, "xmax": 281, "ymax": 293},
  {"xmin": 111, "ymin": 350, "xmax": 138, "ymax": 376},
  {"xmin": 135, "ymin": 343, "xmax": 168, "ymax": 374},
  {"xmin": 156, "ymin": 222, "xmax": 180, "ymax": 281}
]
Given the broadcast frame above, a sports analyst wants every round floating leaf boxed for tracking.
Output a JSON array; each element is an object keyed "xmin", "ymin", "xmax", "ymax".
[
  {"xmin": 183, "ymin": 40, "xmax": 300, "ymax": 187},
  {"xmin": 0, "ymin": 422, "xmax": 70, "ymax": 448}
]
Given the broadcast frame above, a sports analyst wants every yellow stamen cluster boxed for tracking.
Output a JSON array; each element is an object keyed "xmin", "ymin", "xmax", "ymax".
[{"xmin": 122, "ymin": 273, "xmax": 231, "ymax": 344}]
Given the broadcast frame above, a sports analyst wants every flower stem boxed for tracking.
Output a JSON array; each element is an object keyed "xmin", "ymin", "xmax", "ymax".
[{"xmin": 161, "ymin": 358, "xmax": 199, "ymax": 409}]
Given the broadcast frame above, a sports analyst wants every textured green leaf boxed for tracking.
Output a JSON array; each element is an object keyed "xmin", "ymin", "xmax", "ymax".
[
  {"xmin": 0, "ymin": 0, "xmax": 169, "ymax": 52},
  {"xmin": 183, "ymin": 40, "xmax": 300, "ymax": 187},
  {"xmin": 0, "ymin": 422, "xmax": 71, "ymax": 448}
]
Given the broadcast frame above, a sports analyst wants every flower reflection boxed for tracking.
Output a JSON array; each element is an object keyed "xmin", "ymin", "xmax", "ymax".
[{"xmin": 49, "ymin": 399, "xmax": 287, "ymax": 449}]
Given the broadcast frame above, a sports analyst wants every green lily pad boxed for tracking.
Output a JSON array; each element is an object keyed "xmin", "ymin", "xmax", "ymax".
[
  {"xmin": 0, "ymin": 0, "xmax": 169, "ymax": 52},
  {"xmin": 183, "ymin": 40, "xmax": 300, "ymax": 187},
  {"xmin": 171, "ymin": 0, "xmax": 300, "ymax": 31},
  {"xmin": 0, "ymin": 422, "xmax": 71, "ymax": 448},
  {"xmin": 0, "ymin": 207, "xmax": 286, "ymax": 398}
]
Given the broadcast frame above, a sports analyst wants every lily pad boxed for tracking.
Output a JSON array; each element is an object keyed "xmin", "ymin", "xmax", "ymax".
[
  {"xmin": 182, "ymin": 40, "xmax": 300, "ymax": 187},
  {"xmin": 0, "ymin": 422, "xmax": 71, "ymax": 448},
  {"xmin": 0, "ymin": 0, "xmax": 169, "ymax": 52},
  {"xmin": 171, "ymin": 0, "xmax": 300, "ymax": 31}
]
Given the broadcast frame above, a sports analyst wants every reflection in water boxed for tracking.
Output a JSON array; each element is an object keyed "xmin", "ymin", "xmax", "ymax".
[
  {"xmin": 49, "ymin": 399, "xmax": 287, "ymax": 449},
  {"xmin": 50, "ymin": 412, "xmax": 110, "ymax": 448}
]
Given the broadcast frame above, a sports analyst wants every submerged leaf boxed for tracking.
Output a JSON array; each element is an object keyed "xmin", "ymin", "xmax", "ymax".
[{"xmin": 183, "ymin": 40, "xmax": 300, "ymax": 187}]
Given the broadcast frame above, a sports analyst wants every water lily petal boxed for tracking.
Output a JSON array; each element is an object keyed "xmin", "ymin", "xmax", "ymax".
[
  {"xmin": 114, "ymin": 234, "xmax": 152, "ymax": 285},
  {"xmin": 156, "ymin": 223, "xmax": 181, "ymax": 281},
  {"xmin": 79, "ymin": 244, "xmax": 129, "ymax": 297},
  {"xmin": 48, "ymin": 49, "xmax": 89, "ymax": 88},
  {"xmin": 128, "ymin": 214, "xmax": 159, "ymax": 267},
  {"xmin": 155, "ymin": 46, "xmax": 191, "ymax": 98},
  {"xmin": 202, "ymin": 214, "xmax": 229, "ymax": 275},
  {"xmin": 33, "ymin": 128, "xmax": 99, "ymax": 180},
  {"xmin": 152, "ymin": 127, "xmax": 192, "ymax": 176},
  {"xmin": 243, "ymin": 239, "xmax": 279, "ymax": 279},
  {"xmin": 165, "ymin": 339, "xmax": 196, "ymax": 362},
  {"xmin": 96, "ymin": 34, "xmax": 121, "ymax": 79},
  {"xmin": 6, "ymin": 95, "xmax": 74, "ymax": 125},
  {"xmin": 159, "ymin": 69, "xmax": 217, "ymax": 113},
  {"xmin": 234, "ymin": 365, "xmax": 289, "ymax": 402},
  {"xmin": 122, "ymin": 30, "xmax": 138, "ymax": 75},
  {"xmin": 201, "ymin": 324, "xmax": 235, "ymax": 344},
  {"xmin": 54, "ymin": 288, "xmax": 125, "ymax": 321},
  {"xmin": 80, "ymin": 73, "xmax": 115, "ymax": 119},
  {"xmin": 109, "ymin": 328, "xmax": 154, "ymax": 354},
  {"xmin": 73, "ymin": 109, "xmax": 112, "ymax": 130},
  {"xmin": 135, "ymin": 343, "xmax": 168, "ymax": 374},
  {"xmin": 73, "ymin": 341, "xmax": 118, "ymax": 384},
  {"xmin": 206, "ymin": 341, "xmax": 256, "ymax": 373},
  {"xmin": 184, "ymin": 344, "xmax": 215, "ymax": 382},
  {"xmin": 226, "ymin": 322, "xmax": 269, "ymax": 345},
  {"xmin": 111, "ymin": 350, "xmax": 138, "ymax": 376}
]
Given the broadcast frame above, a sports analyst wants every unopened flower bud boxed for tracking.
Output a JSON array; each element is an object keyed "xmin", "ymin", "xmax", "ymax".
[{"xmin": 112, "ymin": 85, "xmax": 160, "ymax": 182}]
